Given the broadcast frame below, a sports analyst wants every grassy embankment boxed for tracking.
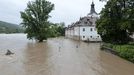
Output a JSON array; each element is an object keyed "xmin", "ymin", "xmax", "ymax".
[{"xmin": 102, "ymin": 43, "xmax": 134, "ymax": 63}]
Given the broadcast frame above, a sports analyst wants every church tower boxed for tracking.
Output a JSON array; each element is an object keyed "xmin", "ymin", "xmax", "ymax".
[{"xmin": 87, "ymin": 1, "xmax": 98, "ymax": 17}]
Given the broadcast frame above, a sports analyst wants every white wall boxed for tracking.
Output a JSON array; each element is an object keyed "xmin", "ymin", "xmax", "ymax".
[
  {"xmin": 80, "ymin": 26, "xmax": 101, "ymax": 41},
  {"xmin": 74, "ymin": 27, "xmax": 80, "ymax": 36},
  {"xmin": 66, "ymin": 26, "xmax": 102, "ymax": 41}
]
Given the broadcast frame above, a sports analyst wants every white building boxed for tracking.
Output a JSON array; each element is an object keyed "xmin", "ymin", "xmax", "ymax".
[{"xmin": 65, "ymin": 2, "xmax": 102, "ymax": 42}]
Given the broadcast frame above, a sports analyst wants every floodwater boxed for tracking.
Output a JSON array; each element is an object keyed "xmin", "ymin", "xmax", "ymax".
[{"xmin": 0, "ymin": 34, "xmax": 134, "ymax": 75}]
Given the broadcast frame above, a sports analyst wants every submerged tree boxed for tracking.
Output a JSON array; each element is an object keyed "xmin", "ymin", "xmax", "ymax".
[
  {"xmin": 48, "ymin": 22, "xmax": 65, "ymax": 37},
  {"xmin": 56, "ymin": 22, "xmax": 65, "ymax": 36},
  {"xmin": 20, "ymin": 0, "xmax": 54, "ymax": 42},
  {"xmin": 96, "ymin": 0, "xmax": 134, "ymax": 44}
]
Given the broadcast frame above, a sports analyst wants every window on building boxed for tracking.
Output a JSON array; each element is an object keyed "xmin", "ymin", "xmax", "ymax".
[
  {"xmin": 83, "ymin": 36, "xmax": 85, "ymax": 38},
  {"xmin": 83, "ymin": 28, "xmax": 85, "ymax": 31},
  {"xmin": 90, "ymin": 36, "xmax": 92, "ymax": 38},
  {"xmin": 97, "ymin": 36, "xmax": 99, "ymax": 38},
  {"xmin": 90, "ymin": 28, "xmax": 93, "ymax": 31}
]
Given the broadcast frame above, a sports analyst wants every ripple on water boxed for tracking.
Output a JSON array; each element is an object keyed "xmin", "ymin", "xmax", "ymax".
[{"xmin": 0, "ymin": 54, "xmax": 18, "ymax": 63}]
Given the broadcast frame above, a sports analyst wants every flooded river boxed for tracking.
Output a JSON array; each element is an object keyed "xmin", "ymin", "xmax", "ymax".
[{"xmin": 0, "ymin": 34, "xmax": 134, "ymax": 75}]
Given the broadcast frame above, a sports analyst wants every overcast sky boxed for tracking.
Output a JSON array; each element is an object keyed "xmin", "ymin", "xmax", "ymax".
[{"xmin": 0, "ymin": 0, "xmax": 106, "ymax": 26}]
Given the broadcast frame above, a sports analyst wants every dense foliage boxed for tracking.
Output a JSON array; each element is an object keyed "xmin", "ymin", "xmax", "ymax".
[
  {"xmin": 48, "ymin": 22, "xmax": 65, "ymax": 37},
  {"xmin": 21, "ymin": 0, "xmax": 54, "ymax": 42},
  {"xmin": 97, "ymin": 0, "xmax": 134, "ymax": 44},
  {"xmin": 0, "ymin": 21, "xmax": 24, "ymax": 33}
]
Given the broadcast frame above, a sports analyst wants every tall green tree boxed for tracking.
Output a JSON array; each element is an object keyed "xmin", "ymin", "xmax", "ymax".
[
  {"xmin": 20, "ymin": 0, "xmax": 54, "ymax": 42},
  {"xmin": 96, "ymin": 0, "xmax": 134, "ymax": 44}
]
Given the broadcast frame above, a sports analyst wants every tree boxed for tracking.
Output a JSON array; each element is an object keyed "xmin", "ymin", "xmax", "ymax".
[
  {"xmin": 48, "ymin": 23, "xmax": 60, "ymax": 37},
  {"xmin": 56, "ymin": 22, "xmax": 65, "ymax": 36},
  {"xmin": 48, "ymin": 22, "xmax": 65, "ymax": 37},
  {"xmin": 96, "ymin": 0, "xmax": 134, "ymax": 44},
  {"xmin": 20, "ymin": 0, "xmax": 54, "ymax": 42}
]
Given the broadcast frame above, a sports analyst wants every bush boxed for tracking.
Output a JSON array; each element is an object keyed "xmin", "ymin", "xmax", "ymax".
[
  {"xmin": 102, "ymin": 43, "xmax": 134, "ymax": 63},
  {"xmin": 120, "ymin": 50, "xmax": 134, "ymax": 62}
]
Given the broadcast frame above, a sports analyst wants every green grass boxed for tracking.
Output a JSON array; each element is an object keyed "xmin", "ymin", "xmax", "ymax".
[{"xmin": 103, "ymin": 43, "xmax": 134, "ymax": 63}]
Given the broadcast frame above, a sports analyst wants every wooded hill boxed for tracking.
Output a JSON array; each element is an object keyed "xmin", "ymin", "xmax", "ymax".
[{"xmin": 0, "ymin": 21, "xmax": 24, "ymax": 33}]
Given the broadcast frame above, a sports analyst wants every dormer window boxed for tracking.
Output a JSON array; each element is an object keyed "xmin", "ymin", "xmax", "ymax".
[
  {"xmin": 91, "ymin": 16, "xmax": 93, "ymax": 19},
  {"xmin": 84, "ymin": 22, "xmax": 88, "ymax": 24}
]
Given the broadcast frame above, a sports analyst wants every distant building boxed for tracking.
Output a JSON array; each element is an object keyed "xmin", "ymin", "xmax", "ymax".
[{"xmin": 65, "ymin": 2, "xmax": 102, "ymax": 42}]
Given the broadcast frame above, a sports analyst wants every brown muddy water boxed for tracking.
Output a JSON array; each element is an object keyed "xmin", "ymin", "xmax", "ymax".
[{"xmin": 0, "ymin": 34, "xmax": 134, "ymax": 75}]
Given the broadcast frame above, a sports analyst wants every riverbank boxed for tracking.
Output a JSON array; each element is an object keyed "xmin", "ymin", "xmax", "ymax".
[{"xmin": 101, "ymin": 43, "xmax": 134, "ymax": 63}]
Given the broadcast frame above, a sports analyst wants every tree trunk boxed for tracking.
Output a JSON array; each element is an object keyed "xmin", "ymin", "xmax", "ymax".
[
  {"xmin": 38, "ymin": 37, "xmax": 44, "ymax": 42},
  {"xmin": 38, "ymin": 39, "xmax": 43, "ymax": 42}
]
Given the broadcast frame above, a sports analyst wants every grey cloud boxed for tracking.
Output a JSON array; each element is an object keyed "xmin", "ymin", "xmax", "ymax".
[{"xmin": 0, "ymin": 0, "xmax": 105, "ymax": 26}]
